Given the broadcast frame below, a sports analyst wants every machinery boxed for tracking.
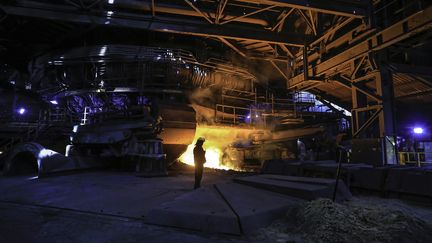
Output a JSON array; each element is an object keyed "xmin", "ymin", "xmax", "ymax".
[
  {"xmin": 67, "ymin": 115, "xmax": 166, "ymax": 175},
  {"xmin": 0, "ymin": 44, "xmax": 349, "ymax": 175}
]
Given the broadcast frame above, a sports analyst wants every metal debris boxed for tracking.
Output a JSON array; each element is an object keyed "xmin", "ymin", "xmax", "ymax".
[{"xmin": 256, "ymin": 198, "xmax": 432, "ymax": 243}]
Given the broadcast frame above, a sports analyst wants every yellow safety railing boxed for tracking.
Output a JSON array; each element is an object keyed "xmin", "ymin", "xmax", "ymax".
[{"xmin": 398, "ymin": 152, "xmax": 432, "ymax": 167}]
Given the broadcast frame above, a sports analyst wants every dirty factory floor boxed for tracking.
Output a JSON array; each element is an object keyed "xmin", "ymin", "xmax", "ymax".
[{"xmin": 1, "ymin": 167, "xmax": 432, "ymax": 243}]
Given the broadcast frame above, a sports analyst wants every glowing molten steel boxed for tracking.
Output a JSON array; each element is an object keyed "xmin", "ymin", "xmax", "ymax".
[
  {"xmin": 179, "ymin": 144, "xmax": 230, "ymax": 170},
  {"xmin": 179, "ymin": 125, "xmax": 261, "ymax": 171}
]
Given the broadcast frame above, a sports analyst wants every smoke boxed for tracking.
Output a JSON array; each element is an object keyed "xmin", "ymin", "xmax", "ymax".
[
  {"xmin": 188, "ymin": 88, "xmax": 218, "ymax": 124},
  {"xmin": 189, "ymin": 87, "xmax": 214, "ymax": 106}
]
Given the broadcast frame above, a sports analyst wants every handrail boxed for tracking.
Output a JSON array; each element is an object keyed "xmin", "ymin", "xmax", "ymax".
[
  {"xmin": 215, "ymin": 104, "xmax": 257, "ymax": 125},
  {"xmin": 0, "ymin": 109, "xmax": 63, "ymax": 155},
  {"xmin": 399, "ymin": 152, "xmax": 432, "ymax": 167}
]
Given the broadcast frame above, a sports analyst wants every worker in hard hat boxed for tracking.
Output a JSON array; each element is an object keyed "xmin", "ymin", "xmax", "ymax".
[{"xmin": 193, "ymin": 137, "xmax": 206, "ymax": 189}]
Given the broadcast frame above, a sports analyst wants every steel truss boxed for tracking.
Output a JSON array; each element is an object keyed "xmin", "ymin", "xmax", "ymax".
[
  {"xmin": 0, "ymin": 0, "xmax": 369, "ymax": 60},
  {"xmin": 288, "ymin": 5, "xmax": 432, "ymax": 140}
]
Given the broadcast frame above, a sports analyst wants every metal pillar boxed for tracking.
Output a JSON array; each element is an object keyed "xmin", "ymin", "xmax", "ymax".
[
  {"xmin": 377, "ymin": 62, "xmax": 398, "ymax": 165},
  {"xmin": 349, "ymin": 60, "xmax": 397, "ymax": 165},
  {"xmin": 351, "ymin": 87, "xmax": 368, "ymax": 138},
  {"xmin": 376, "ymin": 66, "xmax": 396, "ymax": 138}
]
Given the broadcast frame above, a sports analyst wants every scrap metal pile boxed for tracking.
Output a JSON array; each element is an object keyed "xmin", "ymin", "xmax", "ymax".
[{"xmin": 256, "ymin": 198, "xmax": 432, "ymax": 243}]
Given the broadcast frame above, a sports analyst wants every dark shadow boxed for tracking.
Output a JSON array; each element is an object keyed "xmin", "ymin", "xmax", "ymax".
[{"xmin": 9, "ymin": 152, "xmax": 38, "ymax": 176}]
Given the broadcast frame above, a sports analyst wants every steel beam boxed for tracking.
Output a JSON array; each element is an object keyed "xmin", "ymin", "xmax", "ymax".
[
  {"xmin": 389, "ymin": 63, "xmax": 432, "ymax": 79},
  {"xmin": 270, "ymin": 60, "xmax": 289, "ymax": 81},
  {"xmin": 333, "ymin": 77, "xmax": 382, "ymax": 102},
  {"xmin": 215, "ymin": 0, "xmax": 228, "ymax": 24},
  {"xmin": 376, "ymin": 66, "xmax": 396, "ymax": 138},
  {"xmin": 288, "ymin": 5, "xmax": 432, "ymax": 88},
  {"xmin": 352, "ymin": 107, "xmax": 382, "ymax": 138},
  {"xmin": 351, "ymin": 71, "xmax": 380, "ymax": 83},
  {"xmin": 308, "ymin": 9, "xmax": 317, "ymax": 36},
  {"xmin": 217, "ymin": 37, "xmax": 246, "ymax": 57},
  {"xmin": 348, "ymin": 57, "xmax": 396, "ymax": 140},
  {"xmin": 1, "ymin": 4, "xmax": 309, "ymax": 46},
  {"xmin": 396, "ymin": 88, "xmax": 432, "ymax": 99},
  {"xmin": 184, "ymin": 0, "xmax": 214, "ymax": 24},
  {"xmin": 414, "ymin": 76, "xmax": 432, "ymax": 89},
  {"xmin": 235, "ymin": 0, "xmax": 368, "ymax": 18},
  {"xmin": 10, "ymin": 1, "xmax": 270, "ymax": 26},
  {"xmin": 351, "ymin": 87, "xmax": 360, "ymax": 135},
  {"xmin": 249, "ymin": 55, "xmax": 292, "ymax": 63},
  {"xmin": 271, "ymin": 8, "xmax": 295, "ymax": 32},
  {"xmin": 389, "ymin": 64, "xmax": 432, "ymax": 88},
  {"xmin": 350, "ymin": 54, "xmax": 367, "ymax": 79},
  {"xmin": 311, "ymin": 88, "xmax": 351, "ymax": 110},
  {"xmin": 220, "ymin": 5, "xmax": 276, "ymax": 25},
  {"xmin": 317, "ymin": 98, "xmax": 349, "ymax": 119},
  {"xmin": 280, "ymin": 16, "xmax": 358, "ymax": 71},
  {"xmin": 278, "ymin": 44, "xmax": 294, "ymax": 58},
  {"xmin": 301, "ymin": 81, "xmax": 322, "ymax": 91},
  {"xmin": 351, "ymin": 104, "xmax": 382, "ymax": 112},
  {"xmin": 297, "ymin": 9, "xmax": 316, "ymax": 35}
]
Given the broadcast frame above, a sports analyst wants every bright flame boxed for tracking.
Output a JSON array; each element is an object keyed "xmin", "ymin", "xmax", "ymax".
[
  {"xmin": 179, "ymin": 143, "xmax": 231, "ymax": 170},
  {"xmin": 178, "ymin": 125, "xmax": 268, "ymax": 170}
]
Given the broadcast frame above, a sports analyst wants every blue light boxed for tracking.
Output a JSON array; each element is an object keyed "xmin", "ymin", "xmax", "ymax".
[
  {"xmin": 413, "ymin": 127, "xmax": 424, "ymax": 134},
  {"xmin": 50, "ymin": 100, "xmax": 58, "ymax": 105},
  {"xmin": 18, "ymin": 108, "xmax": 26, "ymax": 115}
]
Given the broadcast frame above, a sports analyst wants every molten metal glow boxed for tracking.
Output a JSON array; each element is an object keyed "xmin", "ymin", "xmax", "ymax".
[
  {"xmin": 179, "ymin": 125, "xmax": 264, "ymax": 170},
  {"xmin": 179, "ymin": 144, "xmax": 231, "ymax": 170}
]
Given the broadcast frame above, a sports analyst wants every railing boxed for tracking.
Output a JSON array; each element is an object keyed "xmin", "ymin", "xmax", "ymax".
[
  {"xmin": 215, "ymin": 104, "xmax": 254, "ymax": 125},
  {"xmin": 0, "ymin": 123, "xmax": 40, "ymax": 156},
  {"xmin": 399, "ymin": 152, "xmax": 432, "ymax": 167},
  {"xmin": 215, "ymin": 103, "xmax": 297, "ymax": 127},
  {"xmin": 221, "ymin": 88, "xmax": 339, "ymax": 122},
  {"xmin": 294, "ymin": 91, "xmax": 316, "ymax": 104},
  {"xmin": 49, "ymin": 108, "xmax": 67, "ymax": 122},
  {"xmin": 0, "ymin": 108, "xmax": 68, "ymax": 156}
]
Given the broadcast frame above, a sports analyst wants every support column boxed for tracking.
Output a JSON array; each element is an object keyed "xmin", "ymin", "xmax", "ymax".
[
  {"xmin": 376, "ymin": 64, "xmax": 398, "ymax": 165},
  {"xmin": 376, "ymin": 66, "xmax": 396, "ymax": 138},
  {"xmin": 349, "ymin": 53, "xmax": 398, "ymax": 165},
  {"xmin": 351, "ymin": 87, "xmax": 358, "ymax": 136},
  {"xmin": 351, "ymin": 86, "xmax": 368, "ymax": 138}
]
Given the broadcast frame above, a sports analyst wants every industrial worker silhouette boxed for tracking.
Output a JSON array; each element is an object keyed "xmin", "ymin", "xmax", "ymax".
[{"xmin": 193, "ymin": 137, "xmax": 206, "ymax": 189}]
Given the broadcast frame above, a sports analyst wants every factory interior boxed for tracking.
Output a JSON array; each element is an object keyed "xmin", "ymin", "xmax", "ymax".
[{"xmin": 1, "ymin": 0, "xmax": 432, "ymax": 242}]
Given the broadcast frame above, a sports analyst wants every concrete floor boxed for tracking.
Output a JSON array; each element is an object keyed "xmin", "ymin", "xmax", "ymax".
[
  {"xmin": 0, "ymin": 169, "xmax": 251, "ymax": 243},
  {"xmin": 3, "ymin": 168, "xmax": 432, "ymax": 243}
]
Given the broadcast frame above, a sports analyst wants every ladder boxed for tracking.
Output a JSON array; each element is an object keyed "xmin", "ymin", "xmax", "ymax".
[{"xmin": 81, "ymin": 107, "xmax": 90, "ymax": 125}]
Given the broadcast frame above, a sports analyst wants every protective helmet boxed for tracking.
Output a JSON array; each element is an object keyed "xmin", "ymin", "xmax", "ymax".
[{"xmin": 196, "ymin": 137, "xmax": 205, "ymax": 145}]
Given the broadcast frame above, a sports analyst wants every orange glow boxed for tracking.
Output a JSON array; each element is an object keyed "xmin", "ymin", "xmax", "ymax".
[
  {"xmin": 179, "ymin": 143, "xmax": 230, "ymax": 170},
  {"xmin": 178, "ymin": 125, "xmax": 268, "ymax": 170}
]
